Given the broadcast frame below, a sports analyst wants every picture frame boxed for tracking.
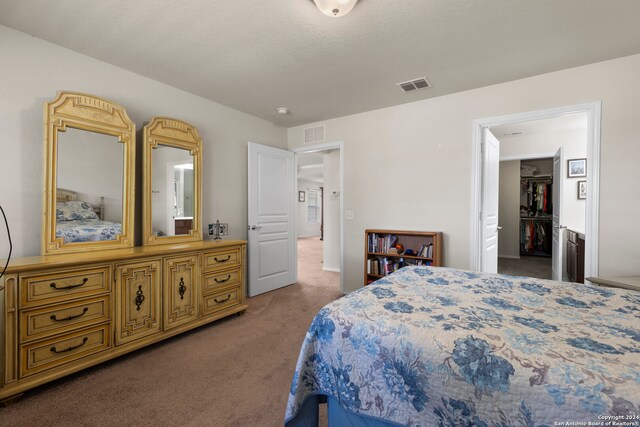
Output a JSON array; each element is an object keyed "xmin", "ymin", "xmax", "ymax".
[
  {"xmin": 567, "ymin": 158, "xmax": 586, "ymax": 178},
  {"xmin": 298, "ymin": 191, "xmax": 305, "ymax": 202},
  {"xmin": 578, "ymin": 180, "xmax": 586, "ymax": 199}
]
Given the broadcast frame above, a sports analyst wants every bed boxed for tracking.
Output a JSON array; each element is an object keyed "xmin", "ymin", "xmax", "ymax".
[
  {"xmin": 56, "ymin": 189, "xmax": 121, "ymax": 242},
  {"xmin": 285, "ymin": 266, "xmax": 640, "ymax": 426}
]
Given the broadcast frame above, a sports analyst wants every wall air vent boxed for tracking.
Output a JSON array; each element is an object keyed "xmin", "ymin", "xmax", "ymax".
[
  {"xmin": 397, "ymin": 77, "xmax": 432, "ymax": 93},
  {"xmin": 303, "ymin": 124, "xmax": 326, "ymax": 144}
]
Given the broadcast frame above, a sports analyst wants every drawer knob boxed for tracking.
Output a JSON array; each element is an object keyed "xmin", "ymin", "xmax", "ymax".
[
  {"xmin": 134, "ymin": 285, "xmax": 145, "ymax": 311},
  {"xmin": 50, "ymin": 307, "xmax": 89, "ymax": 322},
  {"xmin": 50, "ymin": 277, "xmax": 88, "ymax": 290},
  {"xmin": 214, "ymin": 294, "xmax": 232, "ymax": 304},
  {"xmin": 214, "ymin": 255, "xmax": 231, "ymax": 263},
  {"xmin": 50, "ymin": 337, "xmax": 88, "ymax": 354},
  {"xmin": 178, "ymin": 277, "xmax": 186, "ymax": 300},
  {"xmin": 214, "ymin": 275, "xmax": 231, "ymax": 284}
]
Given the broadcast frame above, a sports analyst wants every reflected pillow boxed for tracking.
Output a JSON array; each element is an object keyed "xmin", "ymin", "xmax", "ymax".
[{"xmin": 56, "ymin": 201, "xmax": 99, "ymax": 221}]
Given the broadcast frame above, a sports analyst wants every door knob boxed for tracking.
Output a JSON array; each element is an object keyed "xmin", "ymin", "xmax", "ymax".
[
  {"xmin": 250, "ymin": 225, "xmax": 263, "ymax": 231},
  {"xmin": 497, "ymin": 225, "xmax": 503, "ymax": 230}
]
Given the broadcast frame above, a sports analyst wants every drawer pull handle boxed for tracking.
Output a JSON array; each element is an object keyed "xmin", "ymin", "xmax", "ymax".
[
  {"xmin": 135, "ymin": 285, "xmax": 145, "ymax": 311},
  {"xmin": 214, "ymin": 294, "xmax": 232, "ymax": 304},
  {"xmin": 50, "ymin": 307, "xmax": 89, "ymax": 322},
  {"xmin": 214, "ymin": 255, "xmax": 231, "ymax": 263},
  {"xmin": 178, "ymin": 277, "xmax": 186, "ymax": 300},
  {"xmin": 214, "ymin": 275, "xmax": 231, "ymax": 283},
  {"xmin": 50, "ymin": 278, "xmax": 88, "ymax": 290},
  {"xmin": 50, "ymin": 337, "xmax": 88, "ymax": 354}
]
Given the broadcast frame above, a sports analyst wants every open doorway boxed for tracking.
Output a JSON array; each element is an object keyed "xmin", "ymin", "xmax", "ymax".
[
  {"xmin": 471, "ymin": 102, "xmax": 601, "ymax": 281},
  {"xmin": 295, "ymin": 148, "xmax": 342, "ymax": 294}
]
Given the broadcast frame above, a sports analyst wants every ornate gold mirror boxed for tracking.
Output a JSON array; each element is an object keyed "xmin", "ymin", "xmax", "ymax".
[
  {"xmin": 43, "ymin": 92, "xmax": 136, "ymax": 255},
  {"xmin": 143, "ymin": 117, "xmax": 202, "ymax": 246}
]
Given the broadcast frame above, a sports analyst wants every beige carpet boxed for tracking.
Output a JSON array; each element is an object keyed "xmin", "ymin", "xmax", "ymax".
[{"xmin": 1, "ymin": 237, "xmax": 341, "ymax": 426}]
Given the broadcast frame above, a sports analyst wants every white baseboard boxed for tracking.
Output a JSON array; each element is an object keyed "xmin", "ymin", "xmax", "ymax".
[
  {"xmin": 498, "ymin": 255, "xmax": 521, "ymax": 260},
  {"xmin": 323, "ymin": 266, "xmax": 341, "ymax": 273}
]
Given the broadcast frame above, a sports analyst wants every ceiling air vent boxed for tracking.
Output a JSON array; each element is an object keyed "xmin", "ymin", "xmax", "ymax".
[
  {"xmin": 303, "ymin": 124, "xmax": 325, "ymax": 144},
  {"xmin": 397, "ymin": 77, "xmax": 432, "ymax": 93}
]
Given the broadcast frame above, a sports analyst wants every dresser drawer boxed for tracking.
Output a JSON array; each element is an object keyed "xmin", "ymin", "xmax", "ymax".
[
  {"xmin": 20, "ymin": 296, "xmax": 111, "ymax": 343},
  {"xmin": 202, "ymin": 267, "xmax": 241, "ymax": 295},
  {"xmin": 20, "ymin": 266, "xmax": 111, "ymax": 308},
  {"xmin": 202, "ymin": 286, "xmax": 241, "ymax": 316},
  {"xmin": 20, "ymin": 323, "xmax": 111, "ymax": 378},
  {"xmin": 202, "ymin": 247, "xmax": 241, "ymax": 272}
]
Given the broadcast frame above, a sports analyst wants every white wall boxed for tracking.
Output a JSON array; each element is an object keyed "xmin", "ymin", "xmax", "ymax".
[
  {"xmin": 288, "ymin": 53, "xmax": 640, "ymax": 292},
  {"xmin": 322, "ymin": 150, "xmax": 340, "ymax": 272},
  {"xmin": 296, "ymin": 178, "xmax": 322, "ymax": 237},
  {"xmin": 0, "ymin": 25, "xmax": 286, "ymax": 258},
  {"xmin": 498, "ymin": 161, "xmax": 520, "ymax": 258}
]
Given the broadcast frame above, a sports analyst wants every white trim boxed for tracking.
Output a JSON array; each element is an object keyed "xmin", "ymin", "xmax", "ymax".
[
  {"xmin": 322, "ymin": 267, "xmax": 341, "ymax": 273},
  {"xmin": 471, "ymin": 102, "xmax": 601, "ymax": 278},
  {"xmin": 500, "ymin": 152, "xmax": 556, "ymax": 162},
  {"xmin": 293, "ymin": 141, "xmax": 345, "ymax": 294}
]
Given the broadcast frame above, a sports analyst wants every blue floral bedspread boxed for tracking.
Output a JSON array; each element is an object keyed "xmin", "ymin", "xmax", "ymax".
[
  {"xmin": 286, "ymin": 266, "xmax": 640, "ymax": 426},
  {"xmin": 56, "ymin": 219, "xmax": 122, "ymax": 242}
]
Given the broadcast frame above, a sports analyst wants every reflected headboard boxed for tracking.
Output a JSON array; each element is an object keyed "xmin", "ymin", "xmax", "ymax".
[{"xmin": 56, "ymin": 188, "xmax": 105, "ymax": 220}]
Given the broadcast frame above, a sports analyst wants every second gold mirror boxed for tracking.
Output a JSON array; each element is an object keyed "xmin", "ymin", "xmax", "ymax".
[{"xmin": 143, "ymin": 117, "xmax": 202, "ymax": 246}]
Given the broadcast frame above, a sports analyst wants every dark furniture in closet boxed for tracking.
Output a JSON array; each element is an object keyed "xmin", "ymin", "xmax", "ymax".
[{"xmin": 566, "ymin": 230, "xmax": 585, "ymax": 283}]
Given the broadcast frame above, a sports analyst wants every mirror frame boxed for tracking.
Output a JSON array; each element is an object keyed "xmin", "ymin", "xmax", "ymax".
[
  {"xmin": 142, "ymin": 117, "xmax": 202, "ymax": 246},
  {"xmin": 42, "ymin": 91, "xmax": 136, "ymax": 255}
]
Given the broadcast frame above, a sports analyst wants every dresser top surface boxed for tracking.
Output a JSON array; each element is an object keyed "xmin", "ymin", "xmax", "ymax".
[
  {"xmin": 1, "ymin": 239, "xmax": 246, "ymax": 274},
  {"xmin": 587, "ymin": 276, "xmax": 640, "ymax": 291}
]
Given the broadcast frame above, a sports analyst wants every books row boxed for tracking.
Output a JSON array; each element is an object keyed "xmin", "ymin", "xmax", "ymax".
[
  {"xmin": 367, "ymin": 233, "xmax": 397, "ymax": 254},
  {"xmin": 417, "ymin": 243, "xmax": 434, "ymax": 258},
  {"xmin": 367, "ymin": 257, "xmax": 433, "ymax": 276}
]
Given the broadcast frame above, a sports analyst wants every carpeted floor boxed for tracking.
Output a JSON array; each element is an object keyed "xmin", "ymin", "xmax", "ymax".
[
  {"xmin": 498, "ymin": 255, "xmax": 552, "ymax": 279},
  {"xmin": 0, "ymin": 237, "xmax": 341, "ymax": 426}
]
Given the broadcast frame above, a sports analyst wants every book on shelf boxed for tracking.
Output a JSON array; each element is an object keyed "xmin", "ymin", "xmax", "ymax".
[{"xmin": 367, "ymin": 233, "xmax": 398, "ymax": 254}]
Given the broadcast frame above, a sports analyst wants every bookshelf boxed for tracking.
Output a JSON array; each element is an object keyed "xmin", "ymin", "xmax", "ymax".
[{"xmin": 364, "ymin": 229, "xmax": 443, "ymax": 285}]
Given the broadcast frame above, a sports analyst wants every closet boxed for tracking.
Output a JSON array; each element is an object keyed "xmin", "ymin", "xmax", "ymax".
[{"xmin": 519, "ymin": 159, "xmax": 553, "ymax": 257}]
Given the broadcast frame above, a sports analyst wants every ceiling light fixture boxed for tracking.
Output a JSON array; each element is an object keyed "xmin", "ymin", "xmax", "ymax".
[
  {"xmin": 276, "ymin": 107, "xmax": 289, "ymax": 115},
  {"xmin": 312, "ymin": 0, "xmax": 358, "ymax": 17}
]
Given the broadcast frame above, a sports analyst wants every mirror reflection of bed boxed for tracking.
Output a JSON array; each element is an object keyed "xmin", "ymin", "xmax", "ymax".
[
  {"xmin": 151, "ymin": 145, "xmax": 194, "ymax": 237},
  {"xmin": 56, "ymin": 189, "xmax": 121, "ymax": 242},
  {"xmin": 55, "ymin": 126, "xmax": 124, "ymax": 243}
]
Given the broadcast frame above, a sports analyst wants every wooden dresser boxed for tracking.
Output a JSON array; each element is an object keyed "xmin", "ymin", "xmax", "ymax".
[{"xmin": 0, "ymin": 240, "xmax": 246, "ymax": 403}]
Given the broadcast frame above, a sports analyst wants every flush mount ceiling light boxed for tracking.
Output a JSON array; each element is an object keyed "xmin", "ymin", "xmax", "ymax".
[{"xmin": 312, "ymin": 0, "xmax": 358, "ymax": 17}]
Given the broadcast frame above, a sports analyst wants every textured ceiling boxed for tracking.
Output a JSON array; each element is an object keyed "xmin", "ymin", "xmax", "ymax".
[{"xmin": 1, "ymin": 1, "xmax": 640, "ymax": 127}]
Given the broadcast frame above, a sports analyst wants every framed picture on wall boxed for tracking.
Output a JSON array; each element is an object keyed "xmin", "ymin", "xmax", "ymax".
[
  {"xmin": 298, "ymin": 191, "xmax": 305, "ymax": 202},
  {"xmin": 567, "ymin": 158, "xmax": 587, "ymax": 177},
  {"xmin": 578, "ymin": 180, "xmax": 587, "ymax": 199}
]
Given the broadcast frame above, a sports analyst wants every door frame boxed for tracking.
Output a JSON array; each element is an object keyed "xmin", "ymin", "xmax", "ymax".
[
  {"xmin": 293, "ymin": 141, "xmax": 345, "ymax": 293},
  {"xmin": 470, "ymin": 101, "xmax": 601, "ymax": 278}
]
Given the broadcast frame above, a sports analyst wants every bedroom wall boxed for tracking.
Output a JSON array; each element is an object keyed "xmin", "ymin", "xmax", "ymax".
[
  {"xmin": 0, "ymin": 25, "xmax": 286, "ymax": 258},
  {"xmin": 498, "ymin": 161, "xmax": 520, "ymax": 258},
  {"xmin": 322, "ymin": 150, "xmax": 341, "ymax": 272},
  {"xmin": 288, "ymin": 53, "xmax": 640, "ymax": 292},
  {"xmin": 296, "ymin": 178, "xmax": 322, "ymax": 238}
]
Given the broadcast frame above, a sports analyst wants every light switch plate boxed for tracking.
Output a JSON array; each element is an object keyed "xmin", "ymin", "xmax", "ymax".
[{"xmin": 345, "ymin": 210, "xmax": 354, "ymax": 220}]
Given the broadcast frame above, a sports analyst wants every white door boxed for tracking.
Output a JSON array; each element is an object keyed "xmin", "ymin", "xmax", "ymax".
[
  {"xmin": 481, "ymin": 128, "xmax": 500, "ymax": 273},
  {"xmin": 551, "ymin": 148, "xmax": 564, "ymax": 281},
  {"xmin": 247, "ymin": 142, "xmax": 296, "ymax": 296}
]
